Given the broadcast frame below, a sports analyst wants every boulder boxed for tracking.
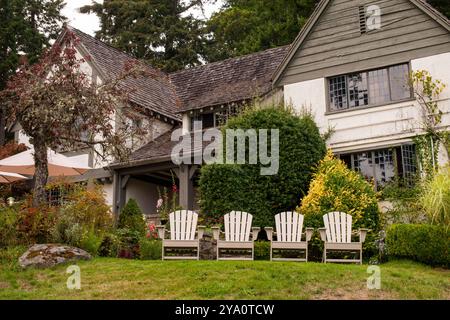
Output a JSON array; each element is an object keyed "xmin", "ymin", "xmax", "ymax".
[{"xmin": 19, "ymin": 244, "xmax": 92, "ymax": 268}]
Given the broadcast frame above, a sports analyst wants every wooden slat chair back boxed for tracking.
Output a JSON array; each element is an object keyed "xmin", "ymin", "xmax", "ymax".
[
  {"xmin": 169, "ymin": 210, "xmax": 198, "ymax": 241},
  {"xmin": 265, "ymin": 212, "xmax": 313, "ymax": 262},
  {"xmin": 224, "ymin": 211, "xmax": 253, "ymax": 242},
  {"xmin": 212, "ymin": 211, "xmax": 260, "ymax": 260},
  {"xmin": 323, "ymin": 212, "xmax": 352, "ymax": 243},
  {"xmin": 157, "ymin": 210, "xmax": 204, "ymax": 260},
  {"xmin": 319, "ymin": 212, "xmax": 368, "ymax": 264},
  {"xmin": 274, "ymin": 211, "xmax": 304, "ymax": 242}
]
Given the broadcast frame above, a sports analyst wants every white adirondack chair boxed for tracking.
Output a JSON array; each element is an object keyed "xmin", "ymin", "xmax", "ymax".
[
  {"xmin": 156, "ymin": 210, "xmax": 205, "ymax": 260},
  {"xmin": 318, "ymin": 212, "xmax": 368, "ymax": 264},
  {"xmin": 212, "ymin": 211, "xmax": 260, "ymax": 260},
  {"xmin": 264, "ymin": 212, "xmax": 313, "ymax": 262}
]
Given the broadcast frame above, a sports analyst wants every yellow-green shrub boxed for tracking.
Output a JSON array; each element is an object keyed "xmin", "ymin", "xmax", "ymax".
[
  {"xmin": 299, "ymin": 150, "xmax": 380, "ymax": 231},
  {"xmin": 299, "ymin": 151, "xmax": 381, "ymax": 260}
]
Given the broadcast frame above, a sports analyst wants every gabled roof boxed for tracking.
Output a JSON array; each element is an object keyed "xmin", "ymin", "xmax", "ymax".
[
  {"xmin": 60, "ymin": 27, "xmax": 182, "ymax": 122},
  {"xmin": 59, "ymin": 26, "xmax": 290, "ymax": 117},
  {"xmin": 170, "ymin": 46, "xmax": 290, "ymax": 113},
  {"xmin": 272, "ymin": 0, "xmax": 450, "ymax": 86}
]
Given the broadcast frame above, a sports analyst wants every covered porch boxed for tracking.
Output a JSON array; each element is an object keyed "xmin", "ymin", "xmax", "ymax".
[{"xmin": 110, "ymin": 131, "xmax": 202, "ymax": 220}]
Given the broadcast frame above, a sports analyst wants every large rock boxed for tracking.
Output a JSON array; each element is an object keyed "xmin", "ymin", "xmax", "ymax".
[{"xmin": 19, "ymin": 244, "xmax": 92, "ymax": 268}]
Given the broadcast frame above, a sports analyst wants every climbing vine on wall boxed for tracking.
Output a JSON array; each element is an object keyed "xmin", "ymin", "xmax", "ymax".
[{"xmin": 410, "ymin": 70, "xmax": 449, "ymax": 177}]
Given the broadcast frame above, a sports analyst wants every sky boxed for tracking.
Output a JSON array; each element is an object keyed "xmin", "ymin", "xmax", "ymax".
[{"xmin": 61, "ymin": 0, "xmax": 224, "ymax": 36}]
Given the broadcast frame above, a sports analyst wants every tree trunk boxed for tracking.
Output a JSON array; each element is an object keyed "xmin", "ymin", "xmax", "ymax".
[
  {"xmin": 0, "ymin": 106, "xmax": 5, "ymax": 146},
  {"xmin": 32, "ymin": 140, "xmax": 48, "ymax": 207}
]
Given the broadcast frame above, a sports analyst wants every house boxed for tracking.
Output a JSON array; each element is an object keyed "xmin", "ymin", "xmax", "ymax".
[
  {"xmin": 13, "ymin": 0, "xmax": 450, "ymax": 219},
  {"xmin": 274, "ymin": 0, "xmax": 450, "ymax": 190}
]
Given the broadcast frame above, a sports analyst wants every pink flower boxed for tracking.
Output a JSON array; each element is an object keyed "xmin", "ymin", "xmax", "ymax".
[{"xmin": 156, "ymin": 198, "xmax": 163, "ymax": 209}]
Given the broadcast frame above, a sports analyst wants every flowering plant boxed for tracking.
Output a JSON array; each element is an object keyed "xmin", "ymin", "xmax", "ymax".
[
  {"xmin": 156, "ymin": 171, "xmax": 182, "ymax": 224},
  {"xmin": 146, "ymin": 223, "xmax": 159, "ymax": 240}
]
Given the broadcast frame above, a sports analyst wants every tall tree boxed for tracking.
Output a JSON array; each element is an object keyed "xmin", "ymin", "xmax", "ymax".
[
  {"xmin": 205, "ymin": 0, "xmax": 319, "ymax": 62},
  {"xmin": 0, "ymin": 31, "xmax": 147, "ymax": 205},
  {"xmin": 0, "ymin": 0, "xmax": 66, "ymax": 145},
  {"xmin": 427, "ymin": 0, "xmax": 450, "ymax": 19},
  {"xmin": 80, "ymin": 0, "xmax": 210, "ymax": 72}
]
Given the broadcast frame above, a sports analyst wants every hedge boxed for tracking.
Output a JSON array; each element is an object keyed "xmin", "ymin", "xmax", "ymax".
[
  {"xmin": 386, "ymin": 224, "xmax": 449, "ymax": 267},
  {"xmin": 199, "ymin": 106, "xmax": 326, "ymax": 227}
]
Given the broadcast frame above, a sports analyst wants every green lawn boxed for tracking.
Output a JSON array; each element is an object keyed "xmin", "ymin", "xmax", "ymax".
[{"xmin": 0, "ymin": 257, "xmax": 449, "ymax": 300}]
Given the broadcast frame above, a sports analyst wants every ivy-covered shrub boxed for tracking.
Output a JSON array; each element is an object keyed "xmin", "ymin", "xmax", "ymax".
[
  {"xmin": 299, "ymin": 151, "xmax": 381, "ymax": 259},
  {"xmin": 199, "ymin": 106, "xmax": 326, "ymax": 227},
  {"xmin": 118, "ymin": 199, "xmax": 146, "ymax": 236},
  {"xmin": 386, "ymin": 224, "xmax": 449, "ymax": 267}
]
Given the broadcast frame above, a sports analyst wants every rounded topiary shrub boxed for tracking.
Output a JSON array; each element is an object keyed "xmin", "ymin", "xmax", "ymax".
[
  {"xmin": 118, "ymin": 198, "xmax": 146, "ymax": 236},
  {"xmin": 199, "ymin": 105, "xmax": 327, "ymax": 227},
  {"xmin": 299, "ymin": 150, "xmax": 381, "ymax": 260}
]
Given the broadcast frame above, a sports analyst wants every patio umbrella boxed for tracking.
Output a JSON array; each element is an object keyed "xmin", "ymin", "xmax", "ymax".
[
  {"xmin": 0, "ymin": 171, "xmax": 29, "ymax": 183},
  {"xmin": 0, "ymin": 148, "xmax": 91, "ymax": 177}
]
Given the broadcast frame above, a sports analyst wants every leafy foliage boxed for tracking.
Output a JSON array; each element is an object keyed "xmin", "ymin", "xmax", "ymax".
[
  {"xmin": 80, "ymin": 0, "xmax": 210, "ymax": 72},
  {"xmin": 299, "ymin": 150, "xmax": 381, "ymax": 231},
  {"xmin": 0, "ymin": 30, "xmax": 148, "ymax": 205},
  {"xmin": 381, "ymin": 179, "xmax": 427, "ymax": 226},
  {"xmin": 420, "ymin": 165, "xmax": 450, "ymax": 229},
  {"xmin": 0, "ymin": 205, "xmax": 20, "ymax": 248},
  {"xmin": 0, "ymin": 142, "xmax": 28, "ymax": 160},
  {"xmin": 139, "ymin": 238, "xmax": 162, "ymax": 260},
  {"xmin": 205, "ymin": 0, "xmax": 319, "ymax": 61},
  {"xmin": 51, "ymin": 184, "xmax": 113, "ymax": 250},
  {"xmin": 410, "ymin": 70, "xmax": 448, "ymax": 175},
  {"xmin": 199, "ymin": 106, "xmax": 326, "ymax": 227},
  {"xmin": 0, "ymin": 0, "xmax": 66, "ymax": 144},
  {"xmin": 386, "ymin": 224, "xmax": 449, "ymax": 267},
  {"xmin": 118, "ymin": 199, "xmax": 147, "ymax": 236}
]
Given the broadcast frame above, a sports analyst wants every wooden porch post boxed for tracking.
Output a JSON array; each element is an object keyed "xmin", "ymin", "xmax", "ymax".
[
  {"xmin": 113, "ymin": 172, "xmax": 130, "ymax": 218},
  {"xmin": 175, "ymin": 165, "xmax": 197, "ymax": 210}
]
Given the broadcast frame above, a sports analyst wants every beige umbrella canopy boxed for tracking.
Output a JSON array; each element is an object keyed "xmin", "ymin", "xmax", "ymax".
[
  {"xmin": 0, "ymin": 148, "xmax": 91, "ymax": 177},
  {"xmin": 0, "ymin": 171, "xmax": 29, "ymax": 183}
]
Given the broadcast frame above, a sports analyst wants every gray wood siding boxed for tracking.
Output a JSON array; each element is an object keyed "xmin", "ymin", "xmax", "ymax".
[{"xmin": 278, "ymin": 0, "xmax": 450, "ymax": 86}]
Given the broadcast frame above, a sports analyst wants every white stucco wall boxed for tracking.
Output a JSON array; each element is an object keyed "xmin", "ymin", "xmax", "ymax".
[
  {"xmin": 102, "ymin": 182, "xmax": 114, "ymax": 207},
  {"xmin": 284, "ymin": 52, "xmax": 450, "ymax": 164}
]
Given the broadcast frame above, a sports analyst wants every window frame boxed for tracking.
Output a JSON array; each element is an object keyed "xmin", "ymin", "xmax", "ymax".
[
  {"xmin": 338, "ymin": 143, "xmax": 417, "ymax": 190},
  {"xmin": 326, "ymin": 62, "xmax": 414, "ymax": 114}
]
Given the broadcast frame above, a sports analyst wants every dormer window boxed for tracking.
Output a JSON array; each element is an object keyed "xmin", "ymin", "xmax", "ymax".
[{"xmin": 190, "ymin": 104, "xmax": 244, "ymax": 131}]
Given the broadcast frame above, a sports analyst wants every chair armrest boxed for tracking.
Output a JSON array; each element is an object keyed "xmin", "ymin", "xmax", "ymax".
[
  {"xmin": 252, "ymin": 227, "xmax": 261, "ymax": 241},
  {"xmin": 264, "ymin": 227, "xmax": 273, "ymax": 241},
  {"xmin": 319, "ymin": 228, "xmax": 327, "ymax": 242},
  {"xmin": 359, "ymin": 228, "xmax": 368, "ymax": 243},
  {"xmin": 156, "ymin": 225, "xmax": 165, "ymax": 240},
  {"xmin": 211, "ymin": 226, "xmax": 220, "ymax": 240},
  {"xmin": 305, "ymin": 228, "xmax": 314, "ymax": 242},
  {"xmin": 197, "ymin": 226, "xmax": 206, "ymax": 240}
]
